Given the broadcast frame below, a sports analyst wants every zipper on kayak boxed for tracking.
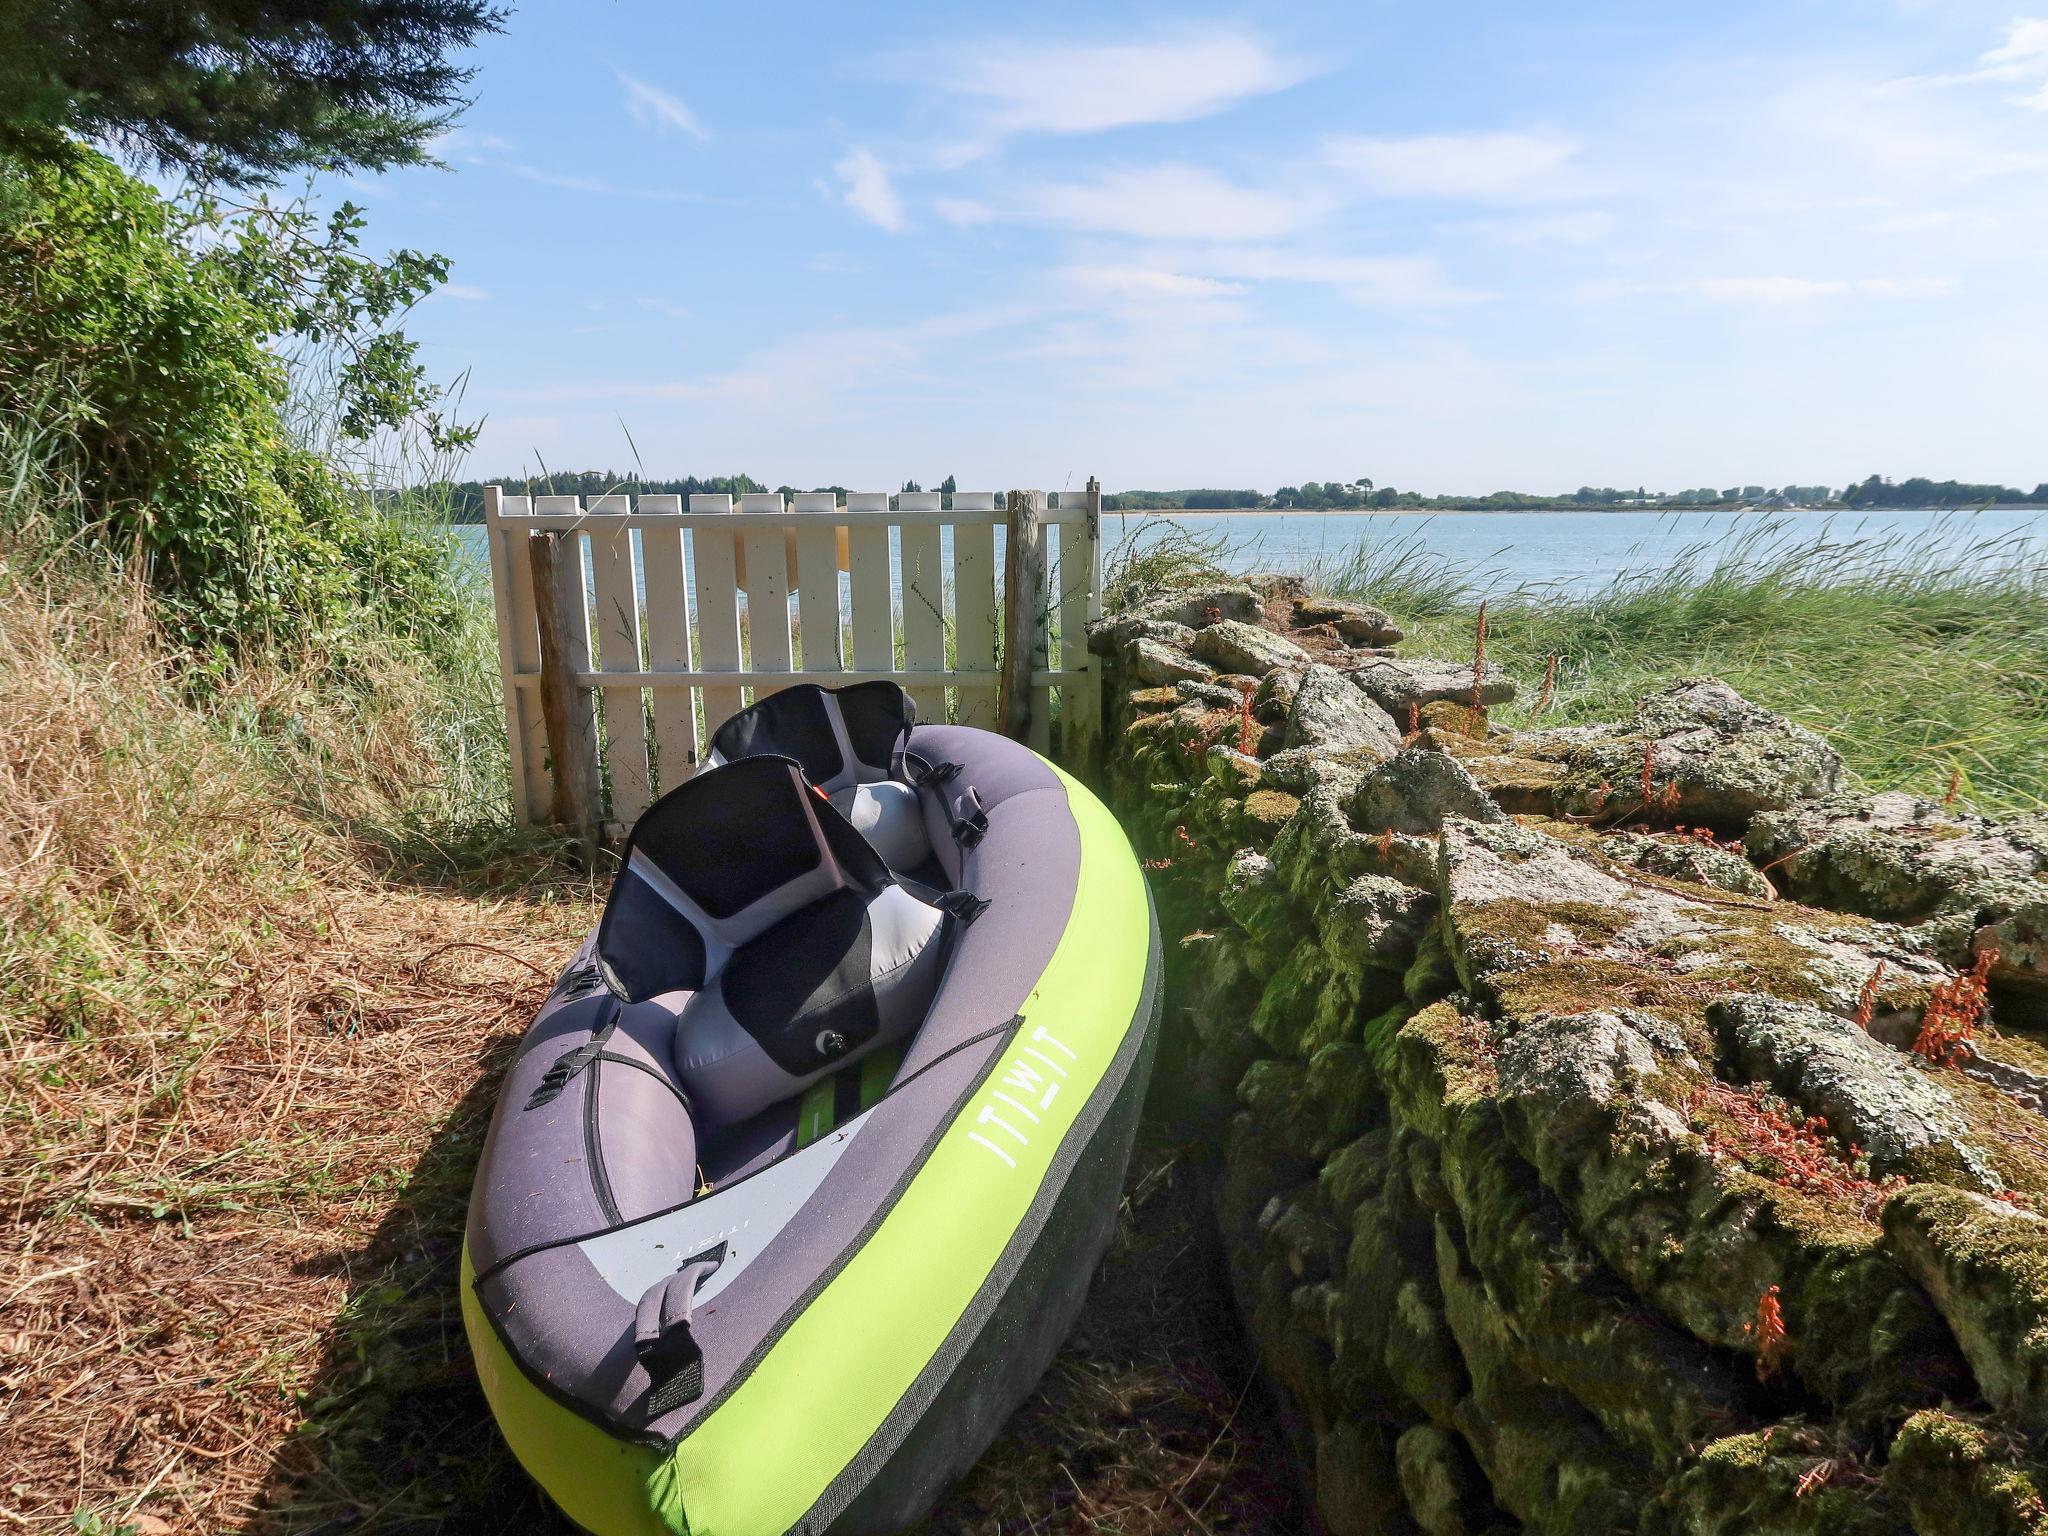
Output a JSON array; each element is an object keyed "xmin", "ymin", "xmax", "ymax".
[{"xmin": 582, "ymin": 1001, "xmax": 623, "ymax": 1227}]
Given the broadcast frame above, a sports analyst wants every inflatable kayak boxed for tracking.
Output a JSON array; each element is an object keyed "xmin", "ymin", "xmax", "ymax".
[{"xmin": 461, "ymin": 681, "xmax": 1161, "ymax": 1535}]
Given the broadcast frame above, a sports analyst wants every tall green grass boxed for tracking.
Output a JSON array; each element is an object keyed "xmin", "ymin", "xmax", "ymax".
[{"xmin": 1306, "ymin": 518, "xmax": 2048, "ymax": 814}]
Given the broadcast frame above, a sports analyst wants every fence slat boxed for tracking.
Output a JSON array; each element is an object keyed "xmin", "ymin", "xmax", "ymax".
[
  {"xmin": 897, "ymin": 491, "xmax": 946, "ymax": 722},
  {"xmin": 637, "ymin": 494, "xmax": 698, "ymax": 794},
  {"xmin": 532, "ymin": 496, "xmax": 599, "ymax": 797},
  {"xmin": 791, "ymin": 492, "xmax": 844, "ymax": 674},
  {"xmin": 1024, "ymin": 492, "xmax": 1053, "ymax": 756},
  {"xmin": 738, "ymin": 492, "xmax": 793, "ymax": 700},
  {"xmin": 846, "ymin": 491, "xmax": 894, "ymax": 679},
  {"xmin": 950, "ymin": 492, "xmax": 998, "ymax": 729},
  {"xmin": 486, "ymin": 490, "xmax": 550, "ymax": 823},
  {"xmin": 587, "ymin": 494, "xmax": 651, "ymax": 823},
  {"xmin": 690, "ymin": 493, "xmax": 744, "ymax": 740},
  {"xmin": 1055, "ymin": 500, "xmax": 1100, "ymax": 773}
]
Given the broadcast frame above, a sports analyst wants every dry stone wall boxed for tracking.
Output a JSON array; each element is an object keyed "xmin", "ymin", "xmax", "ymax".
[{"xmin": 1092, "ymin": 582, "xmax": 2048, "ymax": 1536}]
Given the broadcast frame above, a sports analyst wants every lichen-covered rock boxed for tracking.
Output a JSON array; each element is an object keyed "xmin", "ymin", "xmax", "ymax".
[
  {"xmin": 1295, "ymin": 595, "xmax": 1406, "ymax": 647},
  {"xmin": 1747, "ymin": 792, "xmax": 2044, "ymax": 920},
  {"xmin": 1096, "ymin": 593, "xmax": 2048, "ymax": 1536},
  {"xmin": 1205, "ymin": 744, "xmax": 1263, "ymax": 791},
  {"xmin": 1128, "ymin": 633, "xmax": 1216, "ymax": 685},
  {"xmin": 1191, "ymin": 617, "xmax": 1313, "ymax": 676},
  {"xmin": 1552, "ymin": 678, "xmax": 1844, "ymax": 827},
  {"xmin": 1711, "ymin": 993, "xmax": 2002, "ymax": 1191},
  {"xmin": 1744, "ymin": 793, "xmax": 2048, "ymax": 1015},
  {"xmin": 1101, "ymin": 581, "xmax": 1262, "ymax": 639},
  {"xmin": 1884, "ymin": 1187, "xmax": 2048, "ymax": 1433},
  {"xmin": 1438, "ymin": 818, "xmax": 1968, "ymax": 1415},
  {"xmin": 1601, "ymin": 830, "xmax": 1773, "ymax": 898},
  {"xmin": 1322, "ymin": 874, "xmax": 1437, "ymax": 973},
  {"xmin": 1352, "ymin": 655, "xmax": 1517, "ymax": 716},
  {"xmin": 1351, "ymin": 750, "xmax": 1509, "ymax": 837},
  {"xmin": 1885, "ymin": 1409, "xmax": 2048, "ymax": 1536},
  {"xmin": 1288, "ymin": 663, "xmax": 1405, "ymax": 756}
]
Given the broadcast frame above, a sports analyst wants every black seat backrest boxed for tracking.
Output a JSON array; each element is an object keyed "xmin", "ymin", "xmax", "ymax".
[
  {"xmin": 704, "ymin": 681, "xmax": 915, "ymax": 793},
  {"xmin": 596, "ymin": 755, "xmax": 892, "ymax": 1003}
]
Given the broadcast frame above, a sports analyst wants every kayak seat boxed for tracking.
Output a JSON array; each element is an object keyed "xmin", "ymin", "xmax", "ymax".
[
  {"xmin": 708, "ymin": 682, "xmax": 932, "ymax": 873},
  {"xmin": 674, "ymin": 882, "xmax": 944, "ymax": 1125},
  {"xmin": 595, "ymin": 754, "xmax": 948, "ymax": 1128}
]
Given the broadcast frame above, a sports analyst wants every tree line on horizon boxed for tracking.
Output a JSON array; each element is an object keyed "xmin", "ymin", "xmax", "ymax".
[{"xmin": 422, "ymin": 471, "xmax": 2048, "ymax": 522}]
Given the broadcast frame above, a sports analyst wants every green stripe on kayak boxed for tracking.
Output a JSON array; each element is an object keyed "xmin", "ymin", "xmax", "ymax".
[
  {"xmin": 793, "ymin": 1076, "xmax": 836, "ymax": 1148},
  {"xmin": 645, "ymin": 763, "xmax": 1151, "ymax": 1535}
]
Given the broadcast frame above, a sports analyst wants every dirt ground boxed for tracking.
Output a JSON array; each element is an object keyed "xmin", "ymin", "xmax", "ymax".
[{"xmin": 1, "ymin": 870, "xmax": 1307, "ymax": 1535}]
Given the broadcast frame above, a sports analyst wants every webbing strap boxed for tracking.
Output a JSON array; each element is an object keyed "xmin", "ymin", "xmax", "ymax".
[
  {"xmin": 634, "ymin": 1243, "xmax": 725, "ymax": 1421},
  {"xmin": 523, "ymin": 1001, "xmax": 619, "ymax": 1110}
]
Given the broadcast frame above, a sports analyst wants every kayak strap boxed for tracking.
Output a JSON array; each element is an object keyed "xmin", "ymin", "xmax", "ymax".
[
  {"xmin": 948, "ymin": 785, "xmax": 989, "ymax": 849},
  {"xmin": 635, "ymin": 1243, "xmax": 726, "ymax": 1420},
  {"xmin": 907, "ymin": 755, "xmax": 963, "ymax": 789},
  {"xmin": 524, "ymin": 1002, "xmax": 619, "ymax": 1111}
]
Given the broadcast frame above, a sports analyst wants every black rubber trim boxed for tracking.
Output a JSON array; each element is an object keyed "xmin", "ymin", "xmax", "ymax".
[
  {"xmin": 594, "ymin": 1051, "xmax": 694, "ymax": 1113},
  {"xmin": 584, "ymin": 1056, "xmax": 622, "ymax": 1228}
]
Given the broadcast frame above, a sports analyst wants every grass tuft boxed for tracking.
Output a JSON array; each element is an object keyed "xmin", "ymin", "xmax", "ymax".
[{"xmin": 1310, "ymin": 517, "xmax": 2048, "ymax": 813}]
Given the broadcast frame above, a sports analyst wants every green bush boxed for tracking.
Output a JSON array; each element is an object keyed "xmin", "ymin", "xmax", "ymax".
[{"xmin": 0, "ymin": 140, "xmax": 459, "ymax": 650}]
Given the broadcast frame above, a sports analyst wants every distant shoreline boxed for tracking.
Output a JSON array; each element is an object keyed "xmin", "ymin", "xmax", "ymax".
[{"xmin": 1107, "ymin": 504, "xmax": 2046, "ymax": 518}]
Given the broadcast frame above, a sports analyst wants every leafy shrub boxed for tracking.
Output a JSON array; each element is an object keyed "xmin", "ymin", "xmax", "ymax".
[{"xmin": 0, "ymin": 139, "xmax": 461, "ymax": 651}]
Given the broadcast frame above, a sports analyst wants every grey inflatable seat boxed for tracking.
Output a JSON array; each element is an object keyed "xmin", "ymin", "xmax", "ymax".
[
  {"xmin": 707, "ymin": 681, "xmax": 932, "ymax": 871},
  {"xmin": 597, "ymin": 755, "xmax": 946, "ymax": 1127}
]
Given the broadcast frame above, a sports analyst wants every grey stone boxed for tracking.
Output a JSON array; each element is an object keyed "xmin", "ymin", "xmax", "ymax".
[
  {"xmin": 1189, "ymin": 618, "xmax": 1313, "ymax": 677},
  {"xmin": 1746, "ymin": 791, "xmax": 2042, "ymax": 920},
  {"xmin": 1350, "ymin": 750, "xmax": 1508, "ymax": 837},
  {"xmin": 1351, "ymin": 655, "xmax": 1517, "ymax": 716},
  {"xmin": 1287, "ymin": 663, "xmax": 1405, "ymax": 756},
  {"xmin": 1711, "ymin": 992, "xmax": 2002, "ymax": 1191},
  {"xmin": 1132, "ymin": 582, "xmax": 1263, "ymax": 630},
  {"xmin": 1322, "ymin": 874, "xmax": 1438, "ymax": 972},
  {"xmin": 1294, "ymin": 595, "xmax": 1406, "ymax": 647},
  {"xmin": 1599, "ymin": 830, "xmax": 1772, "ymax": 898},
  {"xmin": 1554, "ymin": 677, "xmax": 1843, "ymax": 826},
  {"xmin": 1205, "ymin": 744, "xmax": 1264, "ymax": 790},
  {"xmin": 1127, "ymin": 635, "xmax": 1215, "ymax": 686}
]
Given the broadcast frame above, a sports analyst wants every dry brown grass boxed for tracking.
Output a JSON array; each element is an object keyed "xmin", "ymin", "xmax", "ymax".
[{"xmin": 1, "ymin": 546, "xmax": 1303, "ymax": 1534}]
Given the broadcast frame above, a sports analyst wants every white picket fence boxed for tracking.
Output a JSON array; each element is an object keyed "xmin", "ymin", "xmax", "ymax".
[{"xmin": 483, "ymin": 485, "xmax": 1103, "ymax": 832}]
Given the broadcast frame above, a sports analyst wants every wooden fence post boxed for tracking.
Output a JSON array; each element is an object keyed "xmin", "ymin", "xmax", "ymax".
[
  {"xmin": 999, "ymin": 489, "xmax": 1046, "ymax": 742},
  {"xmin": 528, "ymin": 531, "xmax": 601, "ymax": 855}
]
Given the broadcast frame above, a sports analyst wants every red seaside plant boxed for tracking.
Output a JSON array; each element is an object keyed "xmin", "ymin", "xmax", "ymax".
[{"xmin": 1913, "ymin": 949, "xmax": 1997, "ymax": 1066}]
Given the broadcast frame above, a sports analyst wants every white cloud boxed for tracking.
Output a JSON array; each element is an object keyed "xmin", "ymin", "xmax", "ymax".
[
  {"xmin": 835, "ymin": 146, "xmax": 907, "ymax": 231},
  {"xmin": 618, "ymin": 72, "xmax": 709, "ymax": 140},
  {"xmin": 428, "ymin": 282, "xmax": 490, "ymax": 302},
  {"xmin": 934, "ymin": 197, "xmax": 996, "ymax": 227},
  {"xmin": 1194, "ymin": 247, "xmax": 1488, "ymax": 309},
  {"xmin": 1013, "ymin": 164, "xmax": 1327, "ymax": 241},
  {"xmin": 1060, "ymin": 267, "xmax": 1248, "ymax": 300},
  {"xmin": 1979, "ymin": 16, "xmax": 2048, "ymax": 107},
  {"xmin": 916, "ymin": 25, "xmax": 1313, "ymax": 138},
  {"xmin": 638, "ymin": 297, "xmax": 690, "ymax": 320},
  {"xmin": 1603, "ymin": 275, "xmax": 1959, "ymax": 306},
  {"xmin": 1324, "ymin": 131, "xmax": 1583, "ymax": 202},
  {"xmin": 1463, "ymin": 210, "xmax": 1617, "ymax": 246}
]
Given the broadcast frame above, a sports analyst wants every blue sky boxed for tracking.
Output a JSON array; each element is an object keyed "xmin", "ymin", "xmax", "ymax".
[{"xmin": 337, "ymin": 2, "xmax": 2048, "ymax": 493}]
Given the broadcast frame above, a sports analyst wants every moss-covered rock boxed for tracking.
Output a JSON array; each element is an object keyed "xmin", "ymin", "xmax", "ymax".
[
  {"xmin": 1884, "ymin": 1186, "xmax": 2048, "ymax": 1432},
  {"xmin": 1886, "ymin": 1409, "xmax": 2048, "ymax": 1536}
]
